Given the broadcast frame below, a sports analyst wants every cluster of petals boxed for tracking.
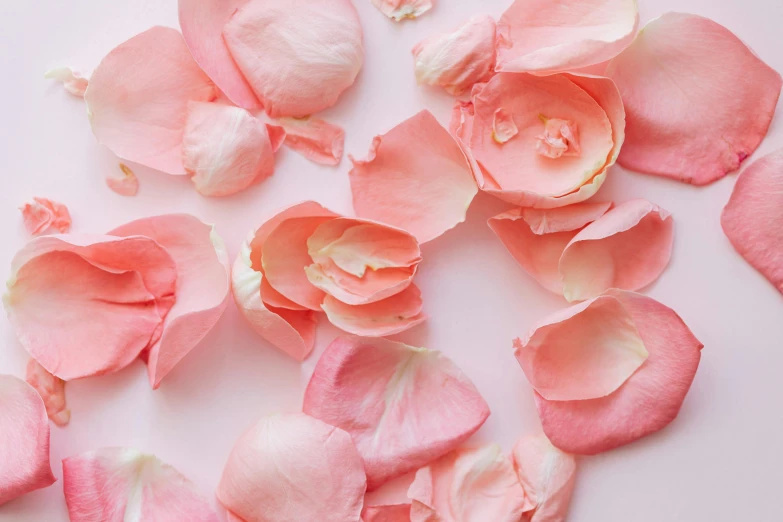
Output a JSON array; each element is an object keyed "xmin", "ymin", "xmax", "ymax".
[{"xmin": 20, "ymin": 197, "xmax": 71, "ymax": 236}]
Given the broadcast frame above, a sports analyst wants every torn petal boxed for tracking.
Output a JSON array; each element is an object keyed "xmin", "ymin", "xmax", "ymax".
[
  {"xmin": 322, "ymin": 284, "xmax": 427, "ymax": 337},
  {"xmin": 106, "ymin": 164, "xmax": 139, "ymax": 197},
  {"xmin": 492, "ymin": 108, "xmax": 518, "ymax": 144},
  {"xmin": 20, "ymin": 197, "xmax": 72, "ymax": 236},
  {"xmin": 276, "ymin": 117, "xmax": 345, "ymax": 166},
  {"xmin": 26, "ymin": 359, "xmax": 70, "ymax": 427},
  {"xmin": 45, "ymin": 67, "xmax": 89, "ymax": 97},
  {"xmin": 363, "ymin": 505, "xmax": 412, "ymax": 521},
  {"xmin": 373, "ymin": 0, "xmax": 433, "ymax": 21}
]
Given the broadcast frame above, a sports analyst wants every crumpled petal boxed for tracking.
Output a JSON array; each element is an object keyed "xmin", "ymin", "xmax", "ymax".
[
  {"xmin": 492, "ymin": 108, "xmax": 518, "ymax": 144},
  {"xmin": 276, "ymin": 117, "xmax": 345, "ymax": 166},
  {"xmin": 217, "ymin": 413, "xmax": 367, "ymax": 522},
  {"xmin": 408, "ymin": 445, "xmax": 528, "ymax": 522},
  {"xmin": 106, "ymin": 164, "xmax": 139, "ymax": 197},
  {"xmin": 412, "ymin": 15, "xmax": 497, "ymax": 96},
  {"xmin": 721, "ymin": 149, "xmax": 783, "ymax": 294},
  {"xmin": 182, "ymin": 102, "xmax": 284, "ymax": 197},
  {"xmin": 223, "ymin": 0, "xmax": 364, "ymax": 118},
  {"xmin": 85, "ymin": 26, "xmax": 218, "ymax": 175},
  {"xmin": 63, "ymin": 448, "xmax": 218, "ymax": 522},
  {"xmin": 20, "ymin": 197, "xmax": 72, "ymax": 236},
  {"xmin": 350, "ymin": 110, "xmax": 477, "ymax": 243},
  {"xmin": 45, "ymin": 67, "xmax": 89, "ymax": 97},
  {"xmin": 0, "ymin": 374, "xmax": 55, "ymax": 505},
  {"xmin": 512, "ymin": 435, "xmax": 577, "ymax": 522},
  {"xmin": 605, "ymin": 13, "xmax": 782, "ymax": 185},
  {"xmin": 304, "ymin": 336, "xmax": 490, "ymax": 490},
  {"xmin": 372, "ymin": 0, "xmax": 433, "ymax": 21},
  {"xmin": 528, "ymin": 290, "xmax": 703, "ymax": 454},
  {"xmin": 363, "ymin": 505, "xmax": 412, "ymax": 521},
  {"xmin": 26, "ymin": 359, "xmax": 70, "ymax": 427},
  {"xmin": 496, "ymin": 0, "xmax": 639, "ymax": 74},
  {"xmin": 322, "ymin": 284, "xmax": 427, "ymax": 337},
  {"xmin": 110, "ymin": 215, "xmax": 230, "ymax": 389}
]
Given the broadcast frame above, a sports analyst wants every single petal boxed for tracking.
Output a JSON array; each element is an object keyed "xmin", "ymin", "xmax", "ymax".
[
  {"xmin": 0, "ymin": 375, "xmax": 55, "ymax": 505},
  {"xmin": 217, "ymin": 413, "xmax": 367, "ymax": 522},
  {"xmin": 350, "ymin": 110, "xmax": 477, "ymax": 243},
  {"xmin": 560, "ymin": 199, "xmax": 674, "ymax": 302},
  {"xmin": 372, "ymin": 0, "xmax": 433, "ymax": 21},
  {"xmin": 304, "ymin": 336, "xmax": 490, "ymax": 490},
  {"xmin": 223, "ymin": 0, "xmax": 364, "ymax": 118},
  {"xmin": 412, "ymin": 15, "xmax": 497, "ymax": 96},
  {"xmin": 492, "ymin": 108, "xmax": 518, "ymax": 144},
  {"xmin": 63, "ymin": 448, "xmax": 218, "ymax": 522},
  {"xmin": 605, "ymin": 13, "xmax": 782, "ymax": 185},
  {"xmin": 496, "ymin": 0, "xmax": 639, "ymax": 74},
  {"xmin": 408, "ymin": 445, "xmax": 528, "ymax": 522},
  {"xmin": 276, "ymin": 117, "xmax": 345, "ymax": 166},
  {"xmin": 322, "ymin": 284, "xmax": 427, "ymax": 337},
  {"xmin": 45, "ymin": 67, "xmax": 89, "ymax": 97},
  {"xmin": 109, "ymin": 215, "xmax": 231, "ymax": 389},
  {"xmin": 721, "ymin": 149, "xmax": 783, "ymax": 294},
  {"xmin": 532, "ymin": 290, "xmax": 703, "ymax": 454},
  {"xmin": 26, "ymin": 359, "xmax": 70, "ymax": 427},
  {"xmin": 363, "ymin": 505, "xmax": 412, "ymax": 522},
  {"xmin": 19, "ymin": 197, "xmax": 72, "ymax": 236},
  {"xmin": 106, "ymin": 164, "xmax": 140, "ymax": 197},
  {"xmin": 85, "ymin": 26, "xmax": 218, "ymax": 175}
]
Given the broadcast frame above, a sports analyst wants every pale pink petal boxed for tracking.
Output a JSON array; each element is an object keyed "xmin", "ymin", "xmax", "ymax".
[
  {"xmin": 85, "ymin": 26, "xmax": 218, "ymax": 175},
  {"xmin": 531, "ymin": 290, "xmax": 703, "ymax": 454},
  {"xmin": 512, "ymin": 435, "xmax": 577, "ymax": 522},
  {"xmin": 350, "ymin": 110, "xmax": 477, "ymax": 243},
  {"xmin": 45, "ymin": 67, "xmax": 89, "ymax": 97},
  {"xmin": 106, "ymin": 164, "xmax": 139, "ymax": 197},
  {"xmin": 492, "ymin": 108, "xmax": 518, "ymax": 144},
  {"xmin": 276, "ymin": 117, "xmax": 345, "ymax": 166},
  {"xmin": 363, "ymin": 505, "xmax": 412, "ymax": 522},
  {"xmin": 408, "ymin": 445, "xmax": 528, "ymax": 522},
  {"xmin": 19, "ymin": 197, "xmax": 72, "ymax": 236},
  {"xmin": 0, "ymin": 375, "xmax": 55, "ymax": 505},
  {"xmin": 223, "ymin": 0, "xmax": 364, "ymax": 118},
  {"xmin": 109, "ymin": 215, "xmax": 230, "ymax": 389},
  {"xmin": 26, "ymin": 359, "xmax": 70, "ymax": 427},
  {"xmin": 496, "ymin": 0, "xmax": 638, "ymax": 74},
  {"xmin": 560, "ymin": 199, "xmax": 674, "ymax": 302},
  {"xmin": 721, "ymin": 149, "xmax": 783, "ymax": 294},
  {"xmin": 217, "ymin": 413, "xmax": 367, "ymax": 522},
  {"xmin": 606, "ymin": 13, "xmax": 782, "ymax": 185},
  {"xmin": 412, "ymin": 15, "xmax": 497, "ymax": 96},
  {"xmin": 373, "ymin": 0, "xmax": 432, "ymax": 21},
  {"xmin": 322, "ymin": 284, "xmax": 427, "ymax": 337},
  {"xmin": 304, "ymin": 336, "xmax": 490, "ymax": 490},
  {"xmin": 63, "ymin": 448, "xmax": 218, "ymax": 522}
]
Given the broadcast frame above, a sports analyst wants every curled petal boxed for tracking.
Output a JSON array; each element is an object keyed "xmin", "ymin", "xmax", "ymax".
[
  {"xmin": 20, "ymin": 197, "xmax": 72, "ymax": 236},
  {"xmin": 492, "ymin": 108, "xmax": 518, "ymax": 144},
  {"xmin": 276, "ymin": 117, "xmax": 345, "ymax": 166},
  {"xmin": 217, "ymin": 413, "xmax": 367, "ymax": 522},
  {"xmin": 363, "ymin": 505, "xmax": 412, "ymax": 521},
  {"xmin": 45, "ymin": 67, "xmax": 89, "ymax": 97},
  {"xmin": 304, "ymin": 336, "xmax": 489, "ymax": 490},
  {"xmin": 106, "ymin": 164, "xmax": 139, "ymax": 197},
  {"xmin": 63, "ymin": 448, "xmax": 218, "ymax": 522},
  {"xmin": 372, "ymin": 0, "xmax": 433, "ymax": 21},
  {"xmin": 26, "ymin": 359, "xmax": 70, "ymax": 427},
  {"xmin": 606, "ymin": 13, "xmax": 782, "ymax": 185},
  {"xmin": 322, "ymin": 284, "xmax": 426, "ymax": 337}
]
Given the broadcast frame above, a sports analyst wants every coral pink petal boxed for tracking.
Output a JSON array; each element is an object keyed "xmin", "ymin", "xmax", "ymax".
[
  {"xmin": 63, "ymin": 448, "xmax": 218, "ymax": 522},
  {"xmin": 45, "ymin": 67, "xmax": 89, "ymax": 97},
  {"xmin": 408, "ymin": 445, "xmax": 528, "ymax": 522},
  {"xmin": 560, "ymin": 199, "xmax": 673, "ymax": 302},
  {"xmin": 722, "ymin": 149, "xmax": 783, "ymax": 294},
  {"xmin": 322, "ymin": 284, "xmax": 427, "ymax": 337},
  {"xmin": 217, "ymin": 413, "xmax": 367, "ymax": 522},
  {"xmin": 26, "ymin": 359, "xmax": 70, "ymax": 427},
  {"xmin": 532, "ymin": 290, "xmax": 703, "ymax": 454},
  {"xmin": 106, "ymin": 164, "xmax": 139, "ymax": 197},
  {"xmin": 350, "ymin": 110, "xmax": 477, "ymax": 243},
  {"xmin": 85, "ymin": 26, "xmax": 218, "ymax": 175},
  {"xmin": 372, "ymin": 0, "xmax": 432, "ymax": 21},
  {"xmin": 0, "ymin": 375, "xmax": 55, "ymax": 505},
  {"xmin": 223, "ymin": 0, "xmax": 364, "ymax": 118},
  {"xmin": 304, "ymin": 336, "xmax": 490, "ymax": 490},
  {"xmin": 277, "ymin": 117, "xmax": 345, "ymax": 166},
  {"xmin": 606, "ymin": 13, "xmax": 782, "ymax": 185},
  {"xmin": 363, "ymin": 505, "xmax": 412, "ymax": 522},
  {"xmin": 20, "ymin": 197, "xmax": 72, "ymax": 236},
  {"xmin": 496, "ymin": 0, "xmax": 639, "ymax": 74}
]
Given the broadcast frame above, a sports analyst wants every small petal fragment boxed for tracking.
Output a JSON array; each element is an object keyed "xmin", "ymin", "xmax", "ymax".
[
  {"xmin": 373, "ymin": 0, "xmax": 433, "ymax": 21},
  {"xmin": 217, "ymin": 413, "xmax": 367, "ymax": 522},
  {"xmin": 363, "ymin": 505, "xmax": 412, "ymax": 522},
  {"xmin": 536, "ymin": 119, "xmax": 580, "ymax": 159},
  {"xmin": 106, "ymin": 164, "xmax": 139, "ymax": 197},
  {"xmin": 493, "ymin": 108, "xmax": 518, "ymax": 144},
  {"xmin": 322, "ymin": 284, "xmax": 427, "ymax": 337},
  {"xmin": 304, "ymin": 336, "xmax": 490, "ymax": 490},
  {"xmin": 276, "ymin": 117, "xmax": 345, "ymax": 166},
  {"xmin": 605, "ymin": 13, "xmax": 783, "ymax": 184},
  {"xmin": 63, "ymin": 448, "xmax": 218, "ymax": 522},
  {"xmin": 45, "ymin": 67, "xmax": 89, "ymax": 97},
  {"xmin": 20, "ymin": 197, "xmax": 72, "ymax": 236},
  {"xmin": 26, "ymin": 359, "xmax": 70, "ymax": 427}
]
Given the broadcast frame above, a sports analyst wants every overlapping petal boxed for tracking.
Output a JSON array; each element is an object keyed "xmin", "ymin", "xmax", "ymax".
[
  {"xmin": 363, "ymin": 505, "xmax": 412, "ymax": 522},
  {"xmin": 26, "ymin": 359, "xmax": 70, "ymax": 427},
  {"xmin": 106, "ymin": 164, "xmax": 139, "ymax": 197},
  {"xmin": 20, "ymin": 197, "xmax": 72, "ymax": 236},
  {"xmin": 276, "ymin": 117, "xmax": 345, "ymax": 166},
  {"xmin": 372, "ymin": 0, "xmax": 433, "ymax": 21},
  {"xmin": 322, "ymin": 284, "xmax": 427, "ymax": 337}
]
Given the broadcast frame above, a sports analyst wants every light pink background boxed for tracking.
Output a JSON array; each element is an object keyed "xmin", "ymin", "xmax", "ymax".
[{"xmin": 1, "ymin": 0, "xmax": 782, "ymax": 520}]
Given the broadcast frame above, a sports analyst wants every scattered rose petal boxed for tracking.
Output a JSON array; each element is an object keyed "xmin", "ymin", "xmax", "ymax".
[
  {"xmin": 26, "ymin": 359, "xmax": 70, "ymax": 427},
  {"xmin": 322, "ymin": 284, "xmax": 427, "ymax": 337},
  {"xmin": 350, "ymin": 110, "xmax": 477, "ymax": 243},
  {"xmin": 363, "ymin": 505, "xmax": 412, "ymax": 522},
  {"xmin": 722, "ymin": 149, "xmax": 783, "ymax": 294},
  {"xmin": 373, "ymin": 0, "xmax": 433, "ymax": 21},
  {"xmin": 496, "ymin": 0, "xmax": 639, "ymax": 74},
  {"xmin": 85, "ymin": 26, "xmax": 218, "ymax": 175},
  {"xmin": 276, "ymin": 117, "xmax": 345, "ymax": 166},
  {"xmin": 0, "ymin": 374, "xmax": 55, "ymax": 505},
  {"xmin": 45, "ymin": 67, "xmax": 88, "ymax": 97},
  {"xmin": 536, "ymin": 118, "xmax": 580, "ymax": 159},
  {"xmin": 304, "ymin": 336, "xmax": 490, "ymax": 490},
  {"xmin": 492, "ymin": 108, "xmax": 518, "ymax": 144},
  {"xmin": 19, "ymin": 197, "xmax": 72, "ymax": 236},
  {"xmin": 63, "ymin": 448, "xmax": 218, "ymax": 522},
  {"xmin": 106, "ymin": 164, "xmax": 139, "ymax": 197},
  {"xmin": 412, "ymin": 15, "xmax": 497, "ymax": 96},
  {"xmin": 606, "ymin": 13, "xmax": 782, "ymax": 184},
  {"xmin": 217, "ymin": 413, "xmax": 367, "ymax": 522}
]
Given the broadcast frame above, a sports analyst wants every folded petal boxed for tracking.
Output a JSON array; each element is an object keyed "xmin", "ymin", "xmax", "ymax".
[
  {"xmin": 45, "ymin": 67, "xmax": 89, "ymax": 97},
  {"xmin": 63, "ymin": 448, "xmax": 218, "ymax": 522},
  {"xmin": 350, "ymin": 110, "xmax": 477, "ymax": 243},
  {"xmin": 304, "ymin": 336, "xmax": 490, "ymax": 490},
  {"xmin": 363, "ymin": 505, "xmax": 412, "ymax": 522},
  {"xmin": 512, "ymin": 435, "xmax": 576, "ymax": 522},
  {"xmin": 85, "ymin": 26, "xmax": 218, "ymax": 175},
  {"xmin": 606, "ymin": 13, "xmax": 782, "ymax": 185},
  {"xmin": 322, "ymin": 284, "xmax": 427, "ymax": 337},
  {"xmin": 721, "ymin": 149, "xmax": 783, "ymax": 294},
  {"xmin": 496, "ymin": 0, "xmax": 638, "ymax": 74},
  {"xmin": 26, "ymin": 359, "xmax": 70, "ymax": 427},
  {"xmin": 372, "ymin": 0, "xmax": 432, "ymax": 21},
  {"xmin": 276, "ymin": 117, "xmax": 345, "ymax": 166},
  {"xmin": 20, "ymin": 197, "xmax": 72, "ymax": 236},
  {"xmin": 0, "ymin": 375, "xmax": 55, "ymax": 505},
  {"xmin": 217, "ymin": 413, "xmax": 367, "ymax": 522},
  {"xmin": 106, "ymin": 164, "xmax": 139, "ymax": 197}
]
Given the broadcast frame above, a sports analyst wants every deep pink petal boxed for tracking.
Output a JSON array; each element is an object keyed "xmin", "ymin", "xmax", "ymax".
[
  {"xmin": 363, "ymin": 504, "xmax": 412, "ymax": 522},
  {"xmin": 322, "ymin": 284, "xmax": 427, "ymax": 337},
  {"xmin": 26, "ymin": 359, "xmax": 70, "ymax": 427},
  {"xmin": 276, "ymin": 117, "xmax": 345, "ymax": 166},
  {"xmin": 20, "ymin": 197, "xmax": 72, "ymax": 236}
]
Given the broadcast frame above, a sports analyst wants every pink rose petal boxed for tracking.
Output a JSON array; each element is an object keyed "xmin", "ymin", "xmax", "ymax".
[
  {"xmin": 350, "ymin": 110, "xmax": 477, "ymax": 243},
  {"xmin": 276, "ymin": 117, "xmax": 345, "ymax": 166},
  {"xmin": 26, "ymin": 359, "xmax": 70, "ymax": 427},
  {"xmin": 722, "ymin": 149, "xmax": 783, "ymax": 294},
  {"xmin": 20, "ymin": 197, "xmax": 72, "ymax": 236},
  {"xmin": 606, "ymin": 13, "xmax": 782, "ymax": 185},
  {"xmin": 106, "ymin": 164, "xmax": 139, "ymax": 197},
  {"xmin": 492, "ymin": 108, "xmax": 518, "ymax": 144},
  {"xmin": 322, "ymin": 284, "xmax": 427, "ymax": 337},
  {"xmin": 372, "ymin": 0, "xmax": 433, "ymax": 21},
  {"xmin": 0, "ymin": 374, "xmax": 55, "ymax": 505},
  {"xmin": 217, "ymin": 413, "xmax": 367, "ymax": 522},
  {"xmin": 85, "ymin": 26, "xmax": 218, "ymax": 175},
  {"xmin": 63, "ymin": 448, "xmax": 218, "ymax": 522},
  {"xmin": 304, "ymin": 336, "xmax": 490, "ymax": 490},
  {"xmin": 45, "ymin": 67, "xmax": 89, "ymax": 97},
  {"xmin": 363, "ymin": 505, "xmax": 412, "ymax": 521}
]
